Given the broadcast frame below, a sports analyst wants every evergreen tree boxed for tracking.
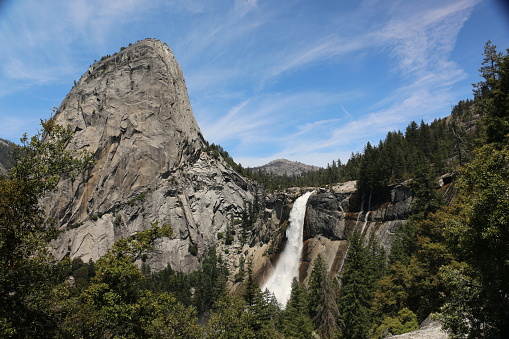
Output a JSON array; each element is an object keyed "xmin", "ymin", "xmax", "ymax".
[
  {"xmin": 55, "ymin": 224, "xmax": 203, "ymax": 338},
  {"xmin": 339, "ymin": 231, "xmax": 373, "ymax": 339},
  {"xmin": 366, "ymin": 233, "xmax": 387, "ymax": 287},
  {"xmin": 409, "ymin": 160, "xmax": 443, "ymax": 219},
  {"xmin": 204, "ymin": 294, "xmax": 257, "ymax": 339},
  {"xmin": 308, "ymin": 255, "xmax": 341, "ymax": 338},
  {"xmin": 141, "ymin": 264, "xmax": 192, "ymax": 306},
  {"xmin": 388, "ymin": 220, "xmax": 417, "ymax": 266},
  {"xmin": 474, "ymin": 41, "xmax": 509, "ymax": 144},
  {"xmin": 242, "ymin": 261, "xmax": 261, "ymax": 308},
  {"xmin": 260, "ymin": 289, "xmax": 281, "ymax": 335},
  {"xmin": 193, "ymin": 248, "xmax": 228, "ymax": 314},
  {"xmin": 308, "ymin": 255, "xmax": 326, "ymax": 319},
  {"xmin": 241, "ymin": 263, "xmax": 280, "ymax": 337},
  {"xmin": 440, "ymin": 144, "xmax": 509, "ymax": 337},
  {"xmin": 281, "ymin": 278, "xmax": 314, "ymax": 339},
  {"xmin": 0, "ymin": 120, "xmax": 92, "ymax": 337},
  {"xmin": 225, "ymin": 215, "xmax": 234, "ymax": 246}
]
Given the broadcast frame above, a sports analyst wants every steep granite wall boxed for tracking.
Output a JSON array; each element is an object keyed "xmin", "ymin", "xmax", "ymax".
[
  {"xmin": 44, "ymin": 39, "xmax": 257, "ymax": 273},
  {"xmin": 299, "ymin": 181, "xmax": 413, "ymax": 283}
]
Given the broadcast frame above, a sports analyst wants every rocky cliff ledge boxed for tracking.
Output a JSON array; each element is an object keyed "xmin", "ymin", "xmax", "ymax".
[{"xmin": 299, "ymin": 181, "xmax": 413, "ymax": 283}]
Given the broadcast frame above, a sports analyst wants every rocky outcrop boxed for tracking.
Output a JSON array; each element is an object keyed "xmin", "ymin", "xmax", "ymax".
[
  {"xmin": 0, "ymin": 138, "xmax": 15, "ymax": 176},
  {"xmin": 238, "ymin": 181, "xmax": 413, "ymax": 287},
  {"xmin": 44, "ymin": 39, "xmax": 257, "ymax": 273},
  {"xmin": 303, "ymin": 187, "xmax": 355, "ymax": 241},
  {"xmin": 387, "ymin": 317, "xmax": 447, "ymax": 338}
]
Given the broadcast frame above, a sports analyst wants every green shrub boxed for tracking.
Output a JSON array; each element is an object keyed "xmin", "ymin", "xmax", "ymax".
[
  {"xmin": 188, "ymin": 243, "xmax": 198, "ymax": 256},
  {"xmin": 374, "ymin": 308, "xmax": 419, "ymax": 338}
]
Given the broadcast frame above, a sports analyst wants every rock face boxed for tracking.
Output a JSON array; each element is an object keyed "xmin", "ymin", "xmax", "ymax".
[
  {"xmin": 0, "ymin": 138, "xmax": 15, "ymax": 176},
  {"xmin": 387, "ymin": 316, "xmax": 448, "ymax": 338},
  {"xmin": 298, "ymin": 182, "xmax": 413, "ymax": 283},
  {"xmin": 254, "ymin": 158, "xmax": 321, "ymax": 176},
  {"xmin": 44, "ymin": 39, "xmax": 256, "ymax": 273}
]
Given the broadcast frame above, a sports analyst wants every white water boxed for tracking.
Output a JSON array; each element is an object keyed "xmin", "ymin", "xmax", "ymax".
[
  {"xmin": 360, "ymin": 211, "xmax": 371, "ymax": 235},
  {"xmin": 262, "ymin": 191, "xmax": 313, "ymax": 307},
  {"xmin": 360, "ymin": 191, "xmax": 372, "ymax": 236}
]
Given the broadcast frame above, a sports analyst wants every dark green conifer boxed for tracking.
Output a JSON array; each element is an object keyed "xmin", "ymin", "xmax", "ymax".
[
  {"xmin": 281, "ymin": 278, "xmax": 314, "ymax": 338},
  {"xmin": 308, "ymin": 255, "xmax": 341, "ymax": 338},
  {"xmin": 339, "ymin": 230, "xmax": 373, "ymax": 339}
]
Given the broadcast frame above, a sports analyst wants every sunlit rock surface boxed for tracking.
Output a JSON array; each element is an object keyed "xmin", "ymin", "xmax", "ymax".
[{"xmin": 44, "ymin": 39, "xmax": 256, "ymax": 273}]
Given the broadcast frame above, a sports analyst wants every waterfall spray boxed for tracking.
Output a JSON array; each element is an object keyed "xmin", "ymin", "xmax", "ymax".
[
  {"xmin": 360, "ymin": 211, "xmax": 371, "ymax": 235},
  {"xmin": 262, "ymin": 191, "xmax": 313, "ymax": 307},
  {"xmin": 360, "ymin": 191, "xmax": 372, "ymax": 236}
]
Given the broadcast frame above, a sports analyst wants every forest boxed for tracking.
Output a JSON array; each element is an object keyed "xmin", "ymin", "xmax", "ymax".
[{"xmin": 0, "ymin": 41, "xmax": 508, "ymax": 338}]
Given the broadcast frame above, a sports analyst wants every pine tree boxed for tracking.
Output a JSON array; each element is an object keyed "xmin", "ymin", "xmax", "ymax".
[
  {"xmin": 339, "ymin": 231, "xmax": 373, "ymax": 339},
  {"xmin": 308, "ymin": 255, "xmax": 341, "ymax": 338},
  {"xmin": 443, "ymin": 144, "xmax": 509, "ymax": 337},
  {"xmin": 193, "ymin": 248, "xmax": 228, "ymax": 313},
  {"xmin": 242, "ymin": 262, "xmax": 280, "ymax": 337},
  {"xmin": 366, "ymin": 233, "xmax": 386, "ymax": 288},
  {"xmin": 204, "ymin": 294, "xmax": 259, "ymax": 339},
  {"xmin": 242, "ymin": 261, "xmax": 262, "ymax": 309},
  {"xmin": 474, "ymin": 41, "xmax": 509, "ymax": 144},
  {"xmin": 281, "ymin": 278, "xmax": 314, "ymax": 338}
]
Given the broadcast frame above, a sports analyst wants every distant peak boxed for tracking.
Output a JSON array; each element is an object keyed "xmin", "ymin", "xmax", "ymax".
[
  {"xmin": 128, "ymin": 38, "xmax": 168, "ymax": 49},
  {"xmin": 266, "ymin": 158, "xmax": 292, "ymax": 164},
  {"xmin": 255, "ymin": 159, "xmax": 321, "ymax": 176}
]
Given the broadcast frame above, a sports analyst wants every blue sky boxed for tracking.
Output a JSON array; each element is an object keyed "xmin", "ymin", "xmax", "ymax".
[{"xmin": 1, "ymin": 0, "xmax": 508, "ymax": 167}]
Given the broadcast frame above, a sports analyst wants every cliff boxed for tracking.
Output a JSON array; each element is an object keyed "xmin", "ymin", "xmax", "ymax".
[
  {"xmin": 237, "ymin": 178, "xmax": 415, "ymax": 291},
  {"xmin": 299, "ymin": 182, "xmax": 412, "ymax": 283},
  {"xmin": 44, "ymin": 39, "xmax": 257, "ymax": 273}
]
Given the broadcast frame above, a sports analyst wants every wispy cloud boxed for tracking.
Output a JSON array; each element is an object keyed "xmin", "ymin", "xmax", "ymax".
[
  {"xmin": 0, "ymin": 0, "xmax": 496, "ymax": 167},
  {"xmin": 264, "ymin": 37, "xmax": 367, "ymax": 82},
  {"xmin": 197, "ymin": 89, "xmax": 363, "ymax": 164},
  {"xmin": 218, "ymin": 1, "xmax": 479, "ymax": 166},
  {"xmin": 263, "ymin": 79, "xmax": 461, "ymax": 166},
  {"xmin": 233, "ymin": 0, "xmax": 258, "ymax": 19},
  {"xmin": 296, "ymin": 118, "xmax": 343, "ymax": 137},
  {"xmin": 376, "ymin": 0, "xmax": 478, "ymax": 76}
]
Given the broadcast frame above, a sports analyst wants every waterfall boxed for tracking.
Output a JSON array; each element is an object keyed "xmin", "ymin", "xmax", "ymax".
[
  {"xmin": 360, "ymin": 191, "xmax": 372, "ymax": 235},
  {"xmin": 360, "ymin": 211, "xmax": 371, "ymax": 235},
  {"xmin": 262, "ymin": 191, "xmax": 313, "ymax": 307},
  {"xmin": 355, "ymin": 192, "xmax": 365, "ymax": 225}
]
